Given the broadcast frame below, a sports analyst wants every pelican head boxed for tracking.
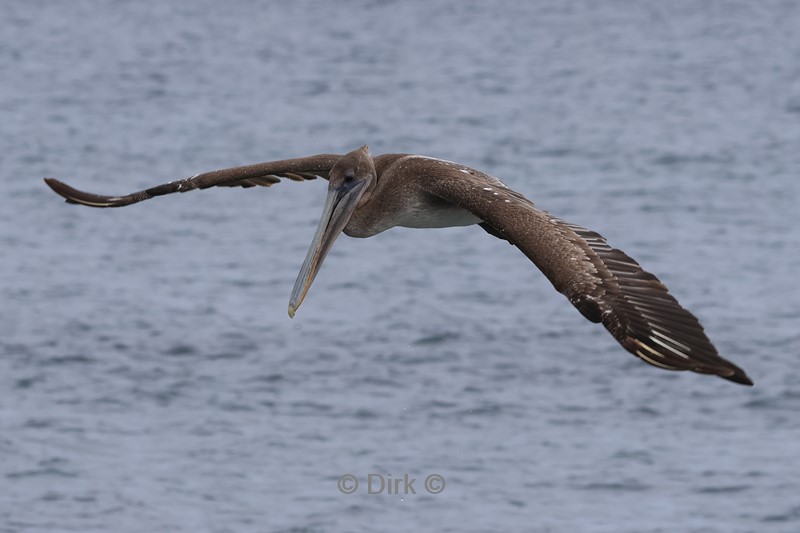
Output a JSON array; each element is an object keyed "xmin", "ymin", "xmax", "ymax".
[{"xmin": 288, "ymin": 146, "xmax": 375, "ymax": 317}]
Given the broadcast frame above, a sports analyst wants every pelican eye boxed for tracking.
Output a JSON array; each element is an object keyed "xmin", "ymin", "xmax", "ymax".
[{"xmin": 344, "ymin": 173, "xmax": 355, "ymax": 183}]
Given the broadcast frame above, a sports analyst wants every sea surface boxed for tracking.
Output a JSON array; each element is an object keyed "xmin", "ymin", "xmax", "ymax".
[{"xmin": 1, "ymin": 1, "xmax": 799, "ymax": 532}]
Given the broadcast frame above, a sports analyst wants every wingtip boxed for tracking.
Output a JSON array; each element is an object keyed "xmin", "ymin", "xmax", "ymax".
[
  {"xmin": 44, "ymin": 177, "xmax": 64, "ymax": 190},
  {"xmin": 705, "ymin": 362, "xmax": 753, "ymax": 386},
  {"xmin": 43, "ymin": 176, "xmax": 129, "ymax": 207},
  {"xmin": 723, "ymin": 369, "xmax": 754, "ymax": 386},
  {"xmin": 43, "ymin": 177, "xmax": 62, "ymax": 192},
  {"xmin": 44, "ymin": 177, "xmax": 79, "ymax": 204}
]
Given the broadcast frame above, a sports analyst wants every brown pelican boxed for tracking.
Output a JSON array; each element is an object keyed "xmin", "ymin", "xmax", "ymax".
[{"xmin": 44, "ymin": 146, "xmax": 752, "ymax": 385}]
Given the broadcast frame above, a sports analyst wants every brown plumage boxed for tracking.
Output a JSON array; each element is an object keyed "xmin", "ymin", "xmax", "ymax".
[
  {"xmin": 44, "ymin": 146, "xmax": 752, "ymax": 386},
  {"xmin": 44, "ymin": 154, "xmax": 340, "ymax": 207}
]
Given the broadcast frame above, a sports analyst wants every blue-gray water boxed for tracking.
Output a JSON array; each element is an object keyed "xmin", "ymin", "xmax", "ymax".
[{"xmin": 2, "ymin": 1, "xmax": 799, "ymax": 532}]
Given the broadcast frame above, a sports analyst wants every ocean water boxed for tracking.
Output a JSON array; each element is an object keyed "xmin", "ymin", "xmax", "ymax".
[{"xmin": 1, "ymin": 1, "xmax": 799, "ymax": 531}]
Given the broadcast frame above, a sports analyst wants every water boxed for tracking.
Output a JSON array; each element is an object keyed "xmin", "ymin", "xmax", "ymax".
[{"xmin": 2, "ymin": 1, "xmax": 799, "ymax": 531}]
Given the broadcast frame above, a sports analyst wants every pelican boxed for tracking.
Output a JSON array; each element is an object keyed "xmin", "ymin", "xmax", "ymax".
[{"xmin": 44, "ymin": 146, "xmax": 752, "ymax": 385}]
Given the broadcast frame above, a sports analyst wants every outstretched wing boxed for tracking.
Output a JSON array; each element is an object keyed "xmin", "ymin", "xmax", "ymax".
[
  {"xmin": 44, "ymin": 154, "xmax": 342, "ymax": 208},
  {"xmin": 419, "ymin": 160, "xmax": 752, "ymax": 385}
]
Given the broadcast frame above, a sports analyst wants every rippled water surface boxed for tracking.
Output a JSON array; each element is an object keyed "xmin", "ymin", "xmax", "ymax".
[{"xmin": 2, "ymin": 1, "xmax": 799, "ymax": 532}]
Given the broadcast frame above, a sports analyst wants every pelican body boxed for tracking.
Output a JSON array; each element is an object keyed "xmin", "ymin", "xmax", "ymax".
[{"xmin": 44, "ymin": 146, "xmax": 753, "ymax": 385}]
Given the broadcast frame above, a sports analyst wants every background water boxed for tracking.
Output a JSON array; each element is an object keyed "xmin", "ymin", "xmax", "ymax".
[{"xmin": 1, "ymin": 1, "xmax": 799, "ymax": 532}]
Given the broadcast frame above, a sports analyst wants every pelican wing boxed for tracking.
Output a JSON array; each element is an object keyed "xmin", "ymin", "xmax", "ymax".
[
  {"xmin": 422, "ymin": 161, "xmax": 752, "ymax": 385},
  {"xmin": 44, "ymin": 154, "xmax": 342, "ymax": 208}
]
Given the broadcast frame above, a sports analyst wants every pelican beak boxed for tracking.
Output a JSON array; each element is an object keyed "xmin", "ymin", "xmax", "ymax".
[{"xmin": 288, "ymin": 180, "xmax": 367, "ymax": 317}]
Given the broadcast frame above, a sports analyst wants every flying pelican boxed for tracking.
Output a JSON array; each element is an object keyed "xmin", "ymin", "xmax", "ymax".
[{"xmin": 44, "ymin": 146, "xmax": 752, "ymax": 385}]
